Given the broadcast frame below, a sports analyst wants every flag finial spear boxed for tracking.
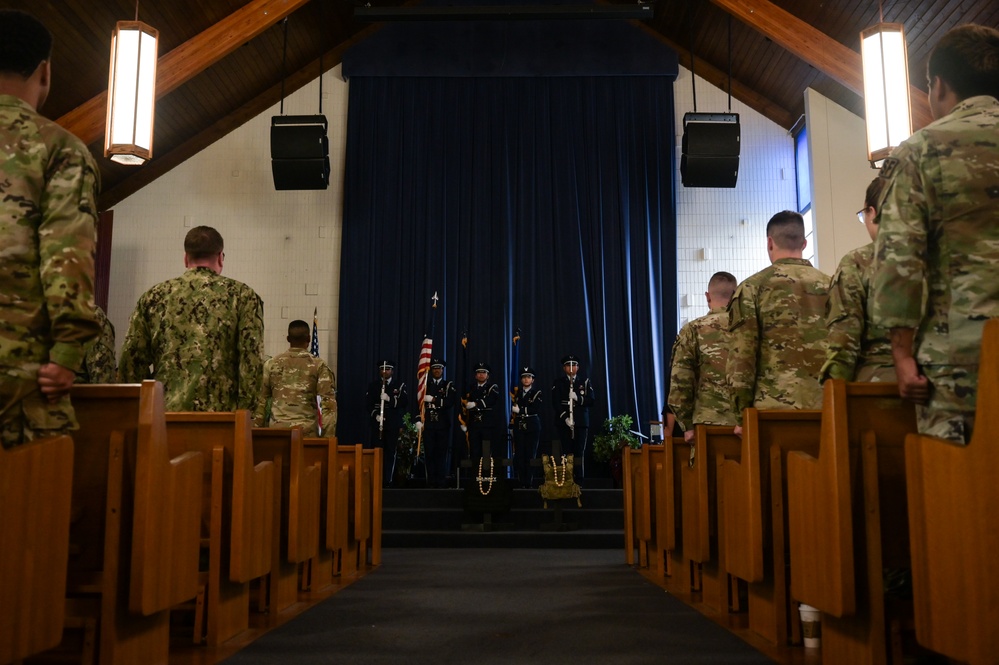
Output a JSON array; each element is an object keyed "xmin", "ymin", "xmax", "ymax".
[{"xmin": 432, "ymin": 291, "xmax": 439, "ymax": 308}]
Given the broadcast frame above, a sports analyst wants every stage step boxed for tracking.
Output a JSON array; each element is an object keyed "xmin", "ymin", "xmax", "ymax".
[{"xmin": 382, "ymin": 486, "xmax": 624, "ymax": 549}]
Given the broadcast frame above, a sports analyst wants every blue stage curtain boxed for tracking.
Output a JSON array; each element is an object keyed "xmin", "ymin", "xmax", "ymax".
[{"xmin": 336, "ymin": 73, "xmax": 677, "ymax": 465}]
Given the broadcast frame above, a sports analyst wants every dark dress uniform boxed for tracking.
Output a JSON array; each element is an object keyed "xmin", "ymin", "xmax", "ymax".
[
  {"xmin": 551, "ymin": 355, "xmax": 595, "ymax": 473},
  {"xmin": 419, "ymin": 359, "xmax": 455, "ymax": 488},
  {"xmin": 465, "ymin": 362, "xmax": 505, "ymax": 461},
  {"xmin": 365, "ymin": 361, "xmax": 408, "ymax": 486},
  {"xmin": 511, "ymin": 366, "xmax": 543, "ymax": 487}
]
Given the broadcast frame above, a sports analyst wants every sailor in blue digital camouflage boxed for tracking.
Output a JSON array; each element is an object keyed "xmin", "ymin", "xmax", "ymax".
[
  {"xmin": 118, "ymin": 226, "xmax": 265, "ymax": 412},
  {"xmin": 871, "ymin": 24, "xmax": 999, "ymax": 444},
  {"xmin": 727, "ymin": 211, "xmax": 830, "ymax": 425},
  {"xmin": 75, "ymin": 305, "xmax": 117, "ymax": 384},
  {"xmin": 253, "ymin": 320, "xmax": 336, "ymax": 437},
  {"xmin": 668, "ymin": 271, "xmax": 739, "ymax": 442},
  {"xmin": 0, "ymin": 10, "xmax": 101, "ymax": 448},
  {"xmin": 821, "ymin": 177, "xmax": 895, "ymax": 383}
]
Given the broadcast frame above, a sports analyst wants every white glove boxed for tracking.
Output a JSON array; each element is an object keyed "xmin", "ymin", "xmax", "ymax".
[
  {"xmin": 375, "ymin": 415, "xmax": 384, "ymax": 424},
  {"xmin": 424, "ymin": 395, "xmax": 434, "ymax": 403},
  {"xmin": 460, "ymin": 425, "xmax": 468, "ymax": 433},
  {"xmin": 380, "ymin": 392, "xmax": 390, "ymax": 402},
  {"xmin": 512, "ymin": 405, "xmax": 520, "ymax": 414},
  {"xmin": 466, "ymin": 401, "xmax": 476, "ymax": 410},
  {"xmin": 414, "ymin": 421, "xmax": 424, "ymax": 432},
  {"xmin": 570, "ymin": 390, "xmax": 579, "ymax": 402},
  {"xmin": 564, "ymin": 417, "xmax": 572, "ymax": 427}
]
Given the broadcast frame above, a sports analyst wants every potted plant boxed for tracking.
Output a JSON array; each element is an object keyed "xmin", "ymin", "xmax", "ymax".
[
  {"xmin": 394, "ymin": 412, "xmax": 420, "ymax": 484},
  {"xmin": 592, "ymin": 414, "xmax": 642, "ymax": 485}
]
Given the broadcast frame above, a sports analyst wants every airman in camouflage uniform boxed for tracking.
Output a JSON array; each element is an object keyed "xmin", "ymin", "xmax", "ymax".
[
  {"xmin": 118, "ymin": 226, "xmax": 264, "ymax": 412},
  {"xmin": 727, "ymin": 211, "xmax": 829, "ymax": 424},
  {"xmin": 253, "ymin": 320, "xmax": 336, "ymax": 437},
  {"xmin": 0, "ymin": 10, "xmax": 101, "ymax": 448},
  {"xmin": 75, "ymin": 305, "xmax": 117, "ymax": 384},
  {"xmin": 871, "ymin": 24, "xmax": 999, "ymax": 443},
  {"xmin": 821, "ymin": 178, "xmax": 895, "ymax": 383},
  {"xmin": 668, "ymin": 271, "xmax": 738, "ymax": 441}
]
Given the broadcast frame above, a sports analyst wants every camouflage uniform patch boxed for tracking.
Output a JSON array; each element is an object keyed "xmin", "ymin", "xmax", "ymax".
[
  {"xmin": 726, "ymin": 258, "xmax": 830, "ymax": 423},
  {"xmin": 668, "ymin": 307, "xmax": 736, "ymax": 431},
  {"xmin": 871, "ymin": 95, "xmax": 999, "ymax": 443},
  {"xmin": 253, "ymin": 348, "xmax": 337, "ymax": 437},
  {"xmin": 75, "ymin": 305, "xmax": 117, "ymax": 384},
  {"xmin": 821, "ymin": 243, "xmax": 894, "ymax": 383},
  {"xmin": 118, "ymin": 267, "xmax": 264, "ymax": 412},
  {"xmin": 0, "ymin": 94, "xmax": 101, "ymax": 447}
]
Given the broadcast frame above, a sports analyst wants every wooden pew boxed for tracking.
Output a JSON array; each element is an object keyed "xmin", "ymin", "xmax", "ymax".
[
  {"xmin": 622, "ymin": 445, "xmax": 650, "ymax": 567},
  {"xmin": 683, "ymin": 426, "xmax": 744, "ymax": 614},
  {"xmin": 658, "ymin": 437, "xmax": 689, "ymax": 596},
  {"xmin": 904, "ymin": 319, "xmax": 999, "ymax": 665},
  {"xmin": 0, "ymin": 435, "xmax": 74, "ymax": 664},
  {"xmin": 250, "ymin": 427, "xmax": 321, "ymax": 614},
  {"xmin": 164, "ymin": 411, "xmax": 273, "ymax": 646},
  {"xmin": 787, "ymin": 380, "xmax": 916, "ymax": 664},
  {"xmin": 332, "ymin": 444, "xmax": 382, "ymax": 575},
  {"xmin": 719, "ymin": 408, "xmax": 822, "ymax": 645},
  {"xmin": 55, "ymin": 381, "xmax": 203, "ymax": 665},
  {"xmin": 301, "ymin": 436, "xmax": 348, "ymax": 591}
]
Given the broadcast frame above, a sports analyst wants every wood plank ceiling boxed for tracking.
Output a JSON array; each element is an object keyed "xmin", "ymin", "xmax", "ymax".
[{"xmin": 7, "ymin": 0, "xmax": 997, "ymax": 209}]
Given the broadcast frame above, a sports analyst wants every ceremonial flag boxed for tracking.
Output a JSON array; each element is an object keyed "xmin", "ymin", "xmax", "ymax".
[
  {"xmin": 416, "ymin": 292, "xmax": 439, "ymax": 457},
  {"xmin": 310, "ymin": 308, "xmax": 320, "ymax": 357},
  {"xmin": 416, "ymin": 336, "xmax": 433, "ymax": 406},
  {"xmin": 508, "ymin": 328, "xmax": 521, "ymax": 402}
]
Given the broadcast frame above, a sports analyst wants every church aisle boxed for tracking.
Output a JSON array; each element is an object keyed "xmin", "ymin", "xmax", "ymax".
[{"xmin": 215, "ymin": 548, "xmax": 776, "ymax": 664}]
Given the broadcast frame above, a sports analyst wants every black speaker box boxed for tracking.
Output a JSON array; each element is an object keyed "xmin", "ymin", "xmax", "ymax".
[
  {"xmin": 680, "ymin": 112, "xmax": 740, "ymax": 188},
  {"xmin": 271, "ymin": 115, "xmax": 330, "ymax": 190}
]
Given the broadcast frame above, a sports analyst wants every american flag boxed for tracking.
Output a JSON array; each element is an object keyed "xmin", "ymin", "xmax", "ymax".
[
  {"xmin": 416, "ymin": 334, "xmax": 433, "ymax": 405},
  {"xmin": 310, "ymin": 308, "xmax": 320, "ymax": 357}
]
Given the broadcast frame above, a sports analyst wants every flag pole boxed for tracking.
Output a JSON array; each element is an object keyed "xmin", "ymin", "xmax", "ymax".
[{"xmin": 416, "ymin": 291, "xmax": 438, "ymax": 459}]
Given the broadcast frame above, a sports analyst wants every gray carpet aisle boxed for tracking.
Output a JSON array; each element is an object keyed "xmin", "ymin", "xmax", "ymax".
[{"xmin": 225, "ymin": 548, "xmax": 774, "ymax": 664}]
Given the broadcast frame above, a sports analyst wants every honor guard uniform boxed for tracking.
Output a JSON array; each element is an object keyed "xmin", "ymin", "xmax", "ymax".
[
  {"xmin": 552, "ymin": 354, "xmax": 595, "ymax": 473},
  {"xmin": 365, "ymin": 360, "xmax": 408, "ymax": 486},
  {"xmin": 511, "ymin": 366, "xmax": 543, "ymax": 487},
  {"xmin": 416, "ymin": 358, "xmax": 456, "ymax": 488},
  {"xmin": 465, "ymin": 362, "xmax": 504, "ymax": 461}
]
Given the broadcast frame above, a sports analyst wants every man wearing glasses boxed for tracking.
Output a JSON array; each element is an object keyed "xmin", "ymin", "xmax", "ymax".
[{"xmin": 820, "ymin": 177, "xmax": 896, "ymax": 383}]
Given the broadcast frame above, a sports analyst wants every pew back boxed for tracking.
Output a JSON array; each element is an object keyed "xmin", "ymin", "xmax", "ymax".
[
  {"xmin": 0, "ymin": 435, "xmax": 73, "ymax": 664},
  {"xmin": 905, "ymin": 319, "xmax": 999, "ymax": 665}
]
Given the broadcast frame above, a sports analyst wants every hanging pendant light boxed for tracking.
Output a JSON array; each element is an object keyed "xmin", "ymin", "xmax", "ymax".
[
  {"xmin": 860, "ymin": 19, "xmax": 912, "ymax": 168},
  {"xmin": 104, "ymin": 11, "xmax": 158, "ymax": 165}
]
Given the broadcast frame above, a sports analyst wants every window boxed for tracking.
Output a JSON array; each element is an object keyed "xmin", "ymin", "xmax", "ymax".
[{"xmin": 794, "ymin": 125, "xmax": 815, "ymax": 262}]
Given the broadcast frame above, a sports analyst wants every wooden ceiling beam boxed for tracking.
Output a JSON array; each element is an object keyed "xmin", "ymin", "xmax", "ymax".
[
  {"xmin": 633, "ymin": 22, "xmax": 797, "ymax": 130},
  {"xmin": 710, "ymin": 0, "xmax": 934, "ymax": 130},
  {"xmin": 56, "ymin": 0, "xmax": 313, "ymax": 147}
]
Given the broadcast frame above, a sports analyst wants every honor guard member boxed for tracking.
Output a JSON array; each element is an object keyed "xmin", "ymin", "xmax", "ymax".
[
  {"xmin": 366, "ymin": 360, "xmax": 408, "ymax": 486},
  {"xmin": 415, "ymin": 358, "xmax": 456, "ymax": 488},
  {"xmin": 821, "ymin": 177, "xmax": 895, "ymax": 384},
  {"xmin": 726, "ymin": 210, "xmax": 830, "ymax": 431},
  {"xmin": 552, "ymin": 354, "xmax": 595, "ymax": 472},
  {"xmin": 119, "ymin": 226, "xmax": 265, "ymax": 412},
  {"xmin": 1, "ymin": 9, "xmax": 102, "ymax": 447},
  {"xmin": 465, "ymin": 362, "xmax": 504, "ymax": 462},
  {"xmin": 871, "ymin": 24, "xmax": 999, "ymax": 444},
  {"xmin": 253, "ymin": 320, "xmax": 337, "ymax": 437},
  {"xmin": 511, "ymin": 366, "xmax": 543, "ymax": 487}
]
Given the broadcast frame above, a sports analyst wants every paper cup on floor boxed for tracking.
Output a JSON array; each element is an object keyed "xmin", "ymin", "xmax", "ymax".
[{"xmin": 798, "ymin": 604, "xmax": 821, "ymax": 648}]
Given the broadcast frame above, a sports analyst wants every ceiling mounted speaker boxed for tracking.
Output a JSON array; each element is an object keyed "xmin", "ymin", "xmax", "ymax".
[
  {"xmin": 680, "ymin": 112, "xmax": 740, "ymax": 188},
  {"xmin": 271, "ymin": 115, "xmax": 330, "ymax": 191}
]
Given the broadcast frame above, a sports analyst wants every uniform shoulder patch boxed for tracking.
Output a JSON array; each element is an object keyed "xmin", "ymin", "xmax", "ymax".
[{"xmin": 878, "ymin": 157, "xmax": 901, "ymax": 180}]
